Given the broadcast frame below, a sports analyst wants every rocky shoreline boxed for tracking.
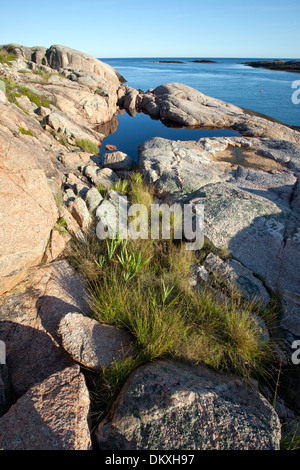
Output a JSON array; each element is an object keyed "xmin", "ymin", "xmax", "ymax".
[
  {"xmin": 0, "ymin": 44, "xmax": 299, "ymax": 450},
  {"xmin": 243, "ymin": 60, "xmax": 300, "ymax": 74}
]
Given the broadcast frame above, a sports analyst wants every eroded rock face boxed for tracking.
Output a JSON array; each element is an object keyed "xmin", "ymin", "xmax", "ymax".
[
  {"xmin": 0, "ymin": 103, "xmax": 59, "ymax": 294},
  {"xmin": 0, "ymin": 260, "xmax": 91, "ymax": 398},
  {"xmin": 96, "ymin": 361, "xmax": 281, "ymax": 450},
  {"xmin": 0, "ymin": 365, "xmax": 92, "ymax": 450},
  {"xmin": 204, "ymin": 253, "xmax": 270, "ymax": 308}
]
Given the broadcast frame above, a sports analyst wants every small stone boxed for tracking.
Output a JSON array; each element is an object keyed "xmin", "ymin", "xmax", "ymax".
[
  {"xmin": 85, "ymin": 187, "xmax": 103, "ymax": 214},
  {"xmin": 58, "ymin": 313, "xmax": 134, "ymax": 370},
  {"xmin": 103, "ymin": 151, "xmax": 134, "ymax": 171},
  {"xmin": 71, "ymin": 198, "xmax": 91, "ymax": 229},
  {"xmin": 84, "ymin": 165, "xmax": 119, "ymax": 189},
  {"xmin": 105, "ymin": 144, "xmax": 117, "ymax": 151}
]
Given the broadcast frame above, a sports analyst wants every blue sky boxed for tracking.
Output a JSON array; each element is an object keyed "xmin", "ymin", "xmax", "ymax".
[{"xmin": 1, "ymin": 0, "xmax": 299, "ymax": 58}]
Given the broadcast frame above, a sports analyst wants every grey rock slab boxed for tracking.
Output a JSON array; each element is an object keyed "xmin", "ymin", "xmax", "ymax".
[
  {"xmin": 188, "ymin": 182, "xmax": 286, "ymax": 290},
  {"xmin": 95, "ymin": 360, "xmax": 281, "ymax": 450},
  {"xmin": 103, "ymin": 151, "xmax": 134, "ymax": 171},
  {"xmin": 84, "ymin": 165, "xmax": 119, "ymax": 189},
  {"xmin": 139, "ymin": 137, "xmax": 231, "ymax": 196},
  {"xmin": 85, "ymin": 187, "xmax": 103, "ymax": 214},
  {"xmin": 204, "ymin": 253, "xmax": 270, "ymax": 307}
]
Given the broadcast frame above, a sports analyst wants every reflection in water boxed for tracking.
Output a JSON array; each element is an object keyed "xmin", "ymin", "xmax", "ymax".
[
  {"xmin": 94, "ymin": 113, "xmax": 119, "ymax": 137},
  {"xmin": 97, "ymin": 110, "xmax": 241, "ymax": 164}
]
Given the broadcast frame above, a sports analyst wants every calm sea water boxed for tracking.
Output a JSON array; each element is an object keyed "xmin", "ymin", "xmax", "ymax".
[
  {"xmin": 101, "ymin": 57, "xmax": 300, "ymax": 126},
  {"xmin": 99, "ymin": 111, "xmax": 240, "ymax": 163}
]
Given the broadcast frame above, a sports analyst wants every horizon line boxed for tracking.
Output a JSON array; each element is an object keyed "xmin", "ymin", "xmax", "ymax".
[{"xmin": 98, "ymin": 56, "xmax": 299, "ymax": 60}]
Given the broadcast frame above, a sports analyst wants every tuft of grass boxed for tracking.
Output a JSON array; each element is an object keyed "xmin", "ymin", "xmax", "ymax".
[
  {"xmin": 32, "ymin": 69, "xmax": 51, "ymax": 81},
  {"xmin": 18, "ymin": 68, "xmax": 51, "ymax": 81},
  {"xmin": 17, "ymin": 85, "xmax": 52, "ymax": 108},
  {"xmin": 56, "ymin": 216, "xmax": 67, "ymax": 234},
  {"xmin": 0, "ymin": 51, "xmax": 16, "ymax": 65},
  {"xmin": 111, "ymin": 179, "xmax": 129, "ymax": 195},
  {"xmin": 75, "ymin": 138, "xmax": 99, "ymax": 154},
  {"xmin": 96, "ymin": 184, "xmax": 108, "ymax": 198},
  {"xmin": 281, "ymin": 419, "xmax": 300, "ymax": 450},
  {"xmin": 67, "ymin": 174, "xmax": 275, "ymax": 424},
  {"xmin": 129, "ymin": 171, "xmax": 154, "ymax": 211},
  {"xmin": 0, "ymin": 75, "xmax": 53, "ymax": 108},
  {"xmin": 86, "ymin": 355, "xmax": 142, "ymax": 426},
  {"xmin": 19, "ymin": 127, "xmax": 34, "ymax": 137}
]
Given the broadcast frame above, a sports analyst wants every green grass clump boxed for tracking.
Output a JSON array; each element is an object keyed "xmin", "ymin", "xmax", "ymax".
[
  {"xmin": 67, "ymin": 173, "xmax": 275, "ymax": 425},
  {"xmin": 18, "ymin": 69, "xmax": 51, "ymax": 81},
  {"xmin": 0, "ymin": 51, "xmax": 16, "ymax": 65},
  {"xmin": 19, "ymin": 127, "xmax": 34, "ymax": 137},
  {"xmin": 75, "ymin": 138, "xmax": 99, "ymax": 154},
  {"xmin": 69, "ymin": 231, "xmax": 272, "ymax": 380},
  {"xmin": 56, "ymin": 217, "xmax": 67, "ymax": 234},
  {"xmin": 0, "ymin": 75, "xmax": 52, "ymax": 108},
  {"xmin": 111, "ymin": 179, "xmax": 129, "ymax": 195},
  {"xmin": 33, "ymin": 69, "xmax": 51, "ymax": 81},
  {"xmin": 17, "ymin": 85, "xmax": 52, "ymax": 108}
]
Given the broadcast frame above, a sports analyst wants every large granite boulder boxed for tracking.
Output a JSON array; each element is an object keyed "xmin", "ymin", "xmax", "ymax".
[
  {"xmin": 0, "ymin": 103, "xmax": 60, "ymax": 294},
  {"xmin": 45, "ymin": 45, "xmax": 120, "ymax": 88},
  {"xmin": 132, "ymin": 83, "xmax": 300, "ymax": 144},
  {"xmin": 0, "ymin": 365, "xmax": 92, "ymax": 450},
  {"xmin": 0, "ymin": 260, "xmax": 91, "ymax": 398},
  {"xmin": 95, "ymin": 360, "xmax": 281, "ymax": 450}
]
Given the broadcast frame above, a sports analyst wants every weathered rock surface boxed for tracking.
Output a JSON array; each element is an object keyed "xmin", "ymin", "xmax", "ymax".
[
  {"xmin": 70, "ymin": 197, "xmax": 92, "ymax": 229},
  {"xmin": 58, "ymin": 313, "xmax": 134, "ymax": 370},
  {"xmin": 120, "ymin": 82, "xmax": 300, "ymax": 144},
  {"xmin": 0, "ymin": 103, "xmax": 60, "ymax": 294},
  {"xmin": 204, "ymin": 253, "xmax": 270, "ymax": 307},
  {"xmin": 0, "ymin": 260, "xmax": 91, "ymax": 398},
  {"xmin": 103, "ymin": 151, "xmax": 134, "ymax": 171},
  {"xmin": 84, "ymin": 165, "xmax": 119, "ymax": 188},
  {"xmin": 96, "ymin": 360, "xmax": 281, "ymax": 450},
  {"xmin": 0, "ymin": 365, "xmax": 92, "ymax": 450},
  {"xmin": 84, "ymin": 186, "xmax": 103, "ymax": 214},
  {"xmin": 139, "ymin": 136, "xmax": 300, "ymax": 334},
  {"xmin": 1, "ymin": 43, "xmax": 122, "ymax": 126}
]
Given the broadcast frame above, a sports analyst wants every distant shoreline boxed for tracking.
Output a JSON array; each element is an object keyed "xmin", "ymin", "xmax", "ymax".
[{"xmin": 243, "ymin": 60, "xmax": 300, "ymax": 74}]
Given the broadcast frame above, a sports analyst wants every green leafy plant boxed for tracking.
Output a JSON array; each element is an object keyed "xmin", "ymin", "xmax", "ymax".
[{"xmin": 117, "ymin": 239, "xmax": 153, "ymax": 281}]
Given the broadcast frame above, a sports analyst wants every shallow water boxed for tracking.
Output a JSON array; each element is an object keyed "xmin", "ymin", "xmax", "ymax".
[
  {"xmin": 213, "ymin": 147, "xmax": 287, "ymax": 172},
  {"xmin": 98, "ymin": 110, "xmax": 240, "ymax": 164},
  {"xmin": 101, "ymin": 57, "xmax": 300, "ymax": 126}
]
